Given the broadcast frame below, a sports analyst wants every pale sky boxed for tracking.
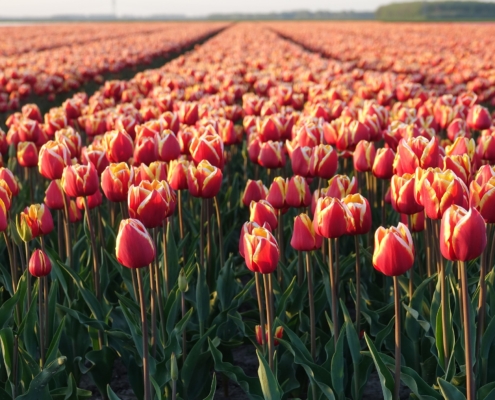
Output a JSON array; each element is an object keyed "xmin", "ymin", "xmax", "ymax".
[{"xmin": 0, "ymin": 0, "xmax": 418, "ymax": 18}]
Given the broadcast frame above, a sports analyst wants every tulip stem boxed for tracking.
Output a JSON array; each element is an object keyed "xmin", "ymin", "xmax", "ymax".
[
  {"xmin": 57, "ymin": 210, "xmax": 64, "ymax": 261},
  {"xmin": 477, "ymin": 225, "xmax": 492, "ymax": 373},
  {"xmin": 83, "ymin": 196, "xmax": 103, "ymax": 350},
  {"xmin": 61, "ymin": 186, "xmax": 72, "ymax": 270},
  {"xmin": 3, "ymin": 232, "xmax": 20, "ymax": 323},
  {"xmin": 354, "ymin": 236, "xmax": 361, "ymax": 336},
  {"xmin": 181, "ymin": 290, "xmax": 187, "ymax": 363},
  {"xmin": 162, "ymin": 221, "xmax": 170, "ymax": 295},
  {"xmin": 200, "ymin": 199, "xmax": 205, "ymax": 268},
  {"xmin": 460, "ymin": 261, "xmax": 475, "ymax": 400},
  {"xmin": 306, "ymin": 252, "xmax": 316, "ymax": 362},
  {"xmin": 328, "ymin": 238, "xmax": 339, "ymax": 346},
  {"xmin": 38, "ymin": 278, "xmax": 45, "ymax": 369},
  {"xmin": 154, "ymin": 227, "xmax": 166, "ymax": 344},
  {"xmin": 298, "ymin": 251, "xmax": 303, "ymax": 287},
  {"xmin": 25, "ymin": 241, "xmax": 31, "ymax": 306},
  {"xmin": 381, "ymin": 179, "xmax": 386, "ymax": 226},
  {"xmin": 148, "ymin": 260, "xmax": 157, "ymax": 358},
  {"xmin": 439, "ymin": 254, "xmax": 449, "ymax": 371},
  {"xmin": 263, "ymin": 273, "xmax": 274, "ymax": 371},
  {"xmin": 278, "ymin": 209, "xmax": 284, "ymax": 281},
  {"xmin": 255, "ymin": 273, "xmax": 267, "ymax": 352},
  {"xmin": 213, "ymin": 196, "xmax": 224, "ymax": 269},
  {"xmin": 393, "ymin": 276, "xmax": 401, "ymax": 400},
  {"xmin": 136, "ymin": 269, "xmax": 151, "ymax": 400},
  {"xmin": 178, "ymin": 190, "xmax": 186, "ymax": 265}
]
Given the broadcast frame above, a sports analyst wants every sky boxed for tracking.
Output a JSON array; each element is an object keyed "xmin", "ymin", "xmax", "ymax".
[{"xmin": 0, "ymin": 0, "xmax": 423, "ymax": 17}]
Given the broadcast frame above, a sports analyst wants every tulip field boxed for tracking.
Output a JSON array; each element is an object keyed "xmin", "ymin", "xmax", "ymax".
[{"xmin": 2, "ymin": 20, "xmax": 495, "ymax": 400}]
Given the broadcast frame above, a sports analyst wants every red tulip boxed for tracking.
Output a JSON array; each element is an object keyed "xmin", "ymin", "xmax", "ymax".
[
  {"xmin": 290, "ymin": 213, "xmax": 322, "ymax": 251},
  {"xmin": 0, "ymin": 168, "xmax": 19, "ymax": 196},
  {"xmin": 258, "ymin": 141, "xmax": 285, "ymax": 169},
  {"xmin": 0, "ymin": 199, "xmax": 8, "ymax": 232},
  {"xmin": 45, "ymin": 180, "xmax": 66, "ymax": 210},
  {"xmin": 309, "ymin": 144, "xmax": 338, "ymax": 179},
  {"xmin": 19, "ymin": 204, "xmax": 54, "ymax": 240},
  {"xmin": 168, "ymin": 159, "xmax": 190, "ymax": 191},
  {"xmin": 62, "ymin": 162, "xmax": 99, "ymax": 197},
  {"xmin": 18, "ymin": 118, "xmax": 41, "ymax": 142},
  {"xmin": 372, "ymin": 148, "xmax": 396, "ymax": 180},
  {"xmin": 189, "ymin": 132, "xmax": 224, "ymax": 169},
  {"xmin": 470, "ymin": 176, "xmax": 495, "ymax": 223},
  {"xmin": 290, "ymin": 146, "xmax": 312, "ymax": 177},
  {"xmin": 326, "ymin": 175, "xmax": 358, "ymax": 199},
  {"xmin": 440, "ymin": 205, "xmax": 486, "ymax": 262},
  {"xmin": 313, "ymin": 197, "xmax": 353, "ymax": 238},
  {"xmin": 250, "ymin": 200, "xmax": 278, "ymax": 230},
  {"xmin": 101, "ymin": 163, "xmax": 134, "ymax": 203},
  {"xmin": 81, "ymin": 145, "xmax": 109, "ymax": 176},
  {"xmin": 239, "ymin": 221, "xmax": 271, "ymax": 258},
  {"xmin": 38, "ymin": 140, "xmax": 71, "ymax": 180},
  {"xmin": 76, "ymin": 190, "xmax": 102, "ymax": 210},
  {"xmin": 102, "ymin": 129, "xmax": 134, "ymax": 163},
  {"xmin": 400, "ymin": 211, "xmax": 425, "ymax": 232},
  {"xmin": 28, "ymin": 249, "xmax": 52, "ymax": 278},
  {"xmin": 68, "ymin": 199, "xmax": 82, "ymax": 223},
  {"xmin": 55, "ymin": 127, "xmax": 81, "ymax": 159},
  {"xmin": 128, "ymin": 180, "xmax": 175, "ymax": 228},
  {"xmin": 394, "ymin": 136, "xmax": 439, "ymax": 176},
  {"xmin": 266, "ymin": 177, "xmax": 287, "ymax": 210},
  {"xmin": 467, "ymin": 105, "xmax": 491, "ymax": 131},
  {"xmin": 116, "ymin": 218, "xmax": 156, "ymax": 268},
  {"xmin": 178, "ymin": 101, "xmax": 199, "ymax": 126},
  {"xmin": 373, "ymin": 222, "xmax": 414, "ymax": 276},
  {"xmin": 353, "ymin": 140, "xmax": 376, "ymax": 173},
  {"xmin": 242, "ymin": 180, "xmax": 268, "ymax": 207},
  {"xmin": 342, "ymin": 194, "xmax": 372, "ymax": 235},
  {"xmin": 243, "ymin": 225, "xmax": 279, "ymax": 274},
  {"xmin": 286, "ymin": 176, "xmax": 311, "ymax": 208},
  {"xmin": 391, "ymin": 174, "xmax": 424, "ymax": 215},
  {"xmin": 187, "ymin": 160, "xmax": 223, "ymax": 199},
  {"xmin": 256, "ymin": 325, "xmax": 284, "ymax": 346},
  {"xmin": 17, "ymin": 141, "xmax": 38, "ymax": 168},
  {"xmin": 155, "ymin": 130, "xmax": 181, "ymax": 162}
]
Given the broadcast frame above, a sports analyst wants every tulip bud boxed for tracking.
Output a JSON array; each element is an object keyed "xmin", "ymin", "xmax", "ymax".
[
  {"xmin": 62, "ymin": 162, "xmax": 99, "ymax": 197},
  {"xmin": 242, "ymin": 180, "xmax": 268, "ymax": 207},
  {"xmin": 243, "ymin": 225, "xmax": 279, "ymax": 274},
  {"xmin": 290, "ymin": 146, "xmax": 312, "ymax": 177},
  {"xmin": 155, "ymin": 130, "xmax": 181, "ymax": 162},
  {"xmin": 258, "ymin": 141, "xmax": 285, "ymax": 169},
  {"xmin": 290, "ymin": 213, "xmax": 322, "ymax": 251},
  {"xmin": 17, "ymin": 141, "xmax": 38, "ymax": 168},
  {"xmin": 28, "ymin": 249, "xmax": 52, "ymax": 278},
  {"xmin": 266, "ymin": 177, "xmax": 287, "ymax": 210},
  {"xmin": 171, "ymin": 353, "xmax": 178, "ymax": 382},
  {"xmin": 391, "ymin": 174, "xmax": 424, "ymax": 215},
  {"xmin": 326, "ymin": 175, "xmax": 358, "ymax": 199},
  {"xmin": 239, "ymin": 221, "xmax": 271, "ymax": 259},
  {"xmin": 55, "ymin": 128, "xmax": 82, "ymax": 159},
  {"xmin": 440, "ymin": 205, "xmax": 486, "ymax": 262},
  {"xmin": 116, "ymin": 218, "xmax": 156, "ymax": 268},
  {"xmin": 372, "ymin": 148, "xmax": 395, "ymax": 180},
  {"xmin": 133, "ymin": 136, "xmax": 157, "ymax": 166},
  {"xmin": 353, "ymin": 140, "xmax": 376, "ymax": 173},
  {"xmin": 373, "ymin": 223, "xmax": 414, "ymax": 276},
  {"xmin": 342, "ymin": 194, "xmax": 372, "ymax": 235},
  {"xmin": 178, "ymin": 268, "xmax": 188, "ymax": 292},
  {"xmin": 286, "ymin": 176, "xmax": 311, "ymax": 208},
  {"xmin": 102, "ymin": 129, "xmax": 134, "ymax": 163},
  {"xmin": 250, "ymin": 200, "xmax": 278, "ymax": 230},
  {"xmin": 189, "ymin": 132, "xmax": 224, "ymax": 169},
  {"xmin": 44, "ymin": 180, "xmax": 66, "ymax": 210},
  {"xmin": 18, "ymin": 118, "xmax": 41, "ymax": 142},
  {"xmin": 168, "ymin": 159, "xmax": 190, "ymax": 191},
  {"xmin": 38, "ymin": 140, "xmax": 71, "ymax": 180},
  {"xmin": 309, "ymin": 144, "xmax": 338, "ymax": 179},
  {"xmin": 178, "ymin": 101, "xmax": 199, "ymax": 126},
  {"xmin": 128, "ymin": 180, "xmax": 175, "ymax": 228},
  {"xmin": 101, "ymin": 163, "xmax": 134, "ymax": 203},
  {"xmin": 313, "ymin": 197, "xmax": 353, "ymax": 238}
]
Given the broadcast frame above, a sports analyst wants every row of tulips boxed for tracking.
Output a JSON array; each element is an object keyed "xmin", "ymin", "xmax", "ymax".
[{"xmin": 0, "ymin": 21, "xmax": 494, "ymax": 400}]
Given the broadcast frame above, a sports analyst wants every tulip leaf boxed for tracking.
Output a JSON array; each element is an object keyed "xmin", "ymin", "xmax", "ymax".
[
  {"xmin": 45, "ymin": 316, "xmax": 66, "ymax": 366},
  {"xmin": 363, "ymin": 333, "xmax": 394, "ymax": 400},
  {"xmin": 86, "ymin": 346, "xmax": 117, "ymax": 397},
  {"xmin": 437, "ymin": 378, "xmax": 466, "ymax": 400},
  {"xmin": 340, "ymin": 299, "xmax": 362, "ymax": 365},
  {"xmin": 216, "ymin": 257, "xmax": 236, "ymax": 311},
  {"xmin": 331, "ymin": 322, "xmax": 346, "ymax": 400},
  {"xmin": 0, "ymin": 327, "xmax": 14, "ymax": 379},
  {"xmin": 196, "ymin": 263, "xmax": 210, "ymax": 327},
  {"xmin": 203, "ymin": 373, "xmax": 217, "ymax": 400},
  {"xmin": 166, "ymin": 220, "xmax": 180, "ymax": 286},
  {"xmin": 208, "ymin": 338, "xmax": 264, "ymax": 400},
  {"xmin": 257, "ymin": 350, "xmax": 282, "ymax": 400},
  {"xmin": 0, "ymin": 273, "xmax": 26, "ymax": 328},
  {"xmin": 16, "ymin": 356, "xmax": 67, "ymax": 400},
  {"xmin": 107, "ymin": 385, "xmax": 123, "ymax": 400},
  {"xmin": 481, "ymin": 310, "xmax": 495, "ymax": 362}
]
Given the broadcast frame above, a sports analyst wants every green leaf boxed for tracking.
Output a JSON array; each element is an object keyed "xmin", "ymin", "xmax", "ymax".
[
  {"xmin": 106, "ymin": 385, "xmax": 122, "ymax": 400},
  {"xmin": 0, "ymin": 327, "xmax": 14, "ymax": 378},
  {"xmin": 216, "ymin": 258, "xmax": 236, "ymax": 311},
  {"xmin": 437, "ymin": 378, "xmax": 466, "ymax": 400},
  {"xmin": 203, "ymin": 373, "xmax": 217, "ymax": 400},
  {"xmin": 86, "ymin": 346, "xmax": 117, "ymax": 397},
  {"xmin": 331, "ymin": 323, "xmax": 346, "ymax": 400},
  {"xmin": 257, "ymin": 350, "xmax": 282, "ymax": 400},
  {"xmin": 340, "ymin": 300, "xmax": 361, "ymax": 364},
  {"xmin": 196, "ymin": 264, "xmax": 210, "ymax": 326},
  {"xmin": 17, "ymin": 356, "xmax": 67, "ymax": 400},
  {"xmin": 0, "ymin": 274, "xmax": 26, "ymax": 328},
  {"xmin": 45, "ymin": 316, "xmax": 66, "ymax": 365},
  {"xmin": 363, "ymin": 333, "xmax": 394, "ymax": 400}
]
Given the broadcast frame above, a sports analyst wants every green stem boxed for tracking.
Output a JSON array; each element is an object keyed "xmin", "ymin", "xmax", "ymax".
[
  {"xmin": 306, "ymin": 252, "xmax": 316, "ymax": 361},
  {"xmin": 460, "ymin": 261, "xmax": 475, "ymax": 400},
  {"xmin": 263, "ymin": 273, "xmax": 274, "ymax": 371},
  {"xmin": 255, "ymin": 273, "xmax": 267, "ymax": 353},
  {"xmin": 393, "ymin": 276, "xmax": 401, "ymax": 400},
  {"xmin": 136, "ymin": 269, "xmax": 151, "ymax": 400},
  {"xmin": 328, "ymin": 238, "xmax": 339, "ymax": 346}
]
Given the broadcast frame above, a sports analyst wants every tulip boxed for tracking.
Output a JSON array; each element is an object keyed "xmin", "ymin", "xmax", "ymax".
[
  {"xmin": 250, "ymin": 200, "xmax": 278, "ymax": 230},
  {"xmin": 353, "ymin": 140, "xmax": 376, "ymax": 173},
  {"xmin": 372, "ymin": 148, "xmax": 395, "ymax": 180},
  {"xmin": 286, "ymin": 176, "xmax": 311, "ymax": 208},
  {"xmin": 22, "ymin": 104, "xmax": 42, "ymax": 123},
  {"xmin": 391, "ymin": 174, "xmax": 423, "ymax": 215},
  {"xmin": 313, "ymin": 197, "xmax": 352, "ymax": 238},
  {"xmin": 239, "ymin": 221, "xmax": 272, "ymax": 259},
  {"xmin": 81, "ymin": 145, "xmax": 110, "ymax": 175},
  {"xmin": 138, "ymin": 161, "xmax": 168, "ymax": 183},
  {"xmin": 255, "ymin": 325, "xmax": 284, "ymax": 346},
  {"xmin": 373, "ymin": 222, "xmax": 414, "ymax": 277},
  {"xmin": 242, "ymin": 180, "xmax": 268, "ymax": 207},
  {"xmin": 0, "ymin": 168, "xmax": 19, "ymax": 196},
  {"xmin": 266, "ymin": 177, "xmax": 287, "ymax": 210},
  {"xmin": 18, "ymin": 118, "xmax": 41, "ymax": 142},
  {"xmin": 258, "ymin": 141, "xmax": 285, "ymax": 169},
  {"xmin": 0, "ymin": 199, "xmax": 8, "ymax": 232},
  {"xmin": 342, "ymin": 194, "xmax": 372, "ymax": 235},
  {"xmin": 327, "ymin": 175, "xmax": 358, "ymax": 199},
  {"xmin": 102, "ymin": 129, "xmax": 134, "ymax": 163},
  {"xmin": 128, "ymin": 180, "xmax": 175, "ymax": 228},
  {"xmin": 76, "ymin": 190, "xmax": 103, "ymax": 210},
  {"xmin": 418, "ymin": 169, "xmax": 468, "ymax": 219},
  {"xmin": 189, "ymin": 132, "xmax": 224, "ymax": 169},
  {"xmin": 290, "ymin": 213, "xmax": 322, "ymax": 251},
  {"xmin": 290, "ymin": 146, "xmax": 312, "ymax": 177},
  {"xmin": 101, "ymin": 163, "xmax": 134, "ymax": 203},
  {"xmin": 116, "ymin": 218, "xmax": 156, "ymax": 269},
  {"xmin": 61, "ymin": 162, "xmax": 99, "ymax": 198},
  {"xmin": 155, "ymin": 130, "xmax": 181, "ymax": 162},
  {"xmin": 243, "ymin": 225, "xmax": 279, "ymax": 274},
  {"xmin": 133, "ymin": 136, "xmax": 157, "ymax": 166},
  {"xmin": 44, "ymin": 180, "xmax": 65, "ymax": 210},
  {"xmin": 18, "ymin": 204, "xmax": 54, "ymax": 240},
  {"xmin": 393, "ymin": 136, "xmax": 439, "ymax": 176},
  {"xmin": 178, "ymin": 101, "xmax": 199, "ymax": 126},
  {"xmin": 168, "ymin": 159, "xmax": 190, "ymax": 191},
  {"xmin": 68, "ymin": 200, "xmax": 82, "ymax": 223},
  {"xmin": 467, "ymin": 105, "xmax": 491, "ymax": 131},
  {"xmin": 0, "ymin": 180, "xmax": 12, "ymax": 211},
  {"xmin": 309, "ymin": 144, "xmax": 338, "ymax": 179},
  {"xmin": 17, "ymin": 141, "xmax": 38, "ymax": 168},
  {"xmin": 38, "ymin": 140, "xmax": 71, "ymax": 180},
  {"xmin": 443, "ymin": 154, "xmax": 471, "ymax": 185},
  {"xmin": 187, "ymin": 160, "xmax": 222, "ymax": 199},
  {"xmin": 257, "ymin": 115, "xmax": 283, "ymax": 142},
  {"xmin": 28, "ymin": 249, "xmax": 52, "ymax": 278}
]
